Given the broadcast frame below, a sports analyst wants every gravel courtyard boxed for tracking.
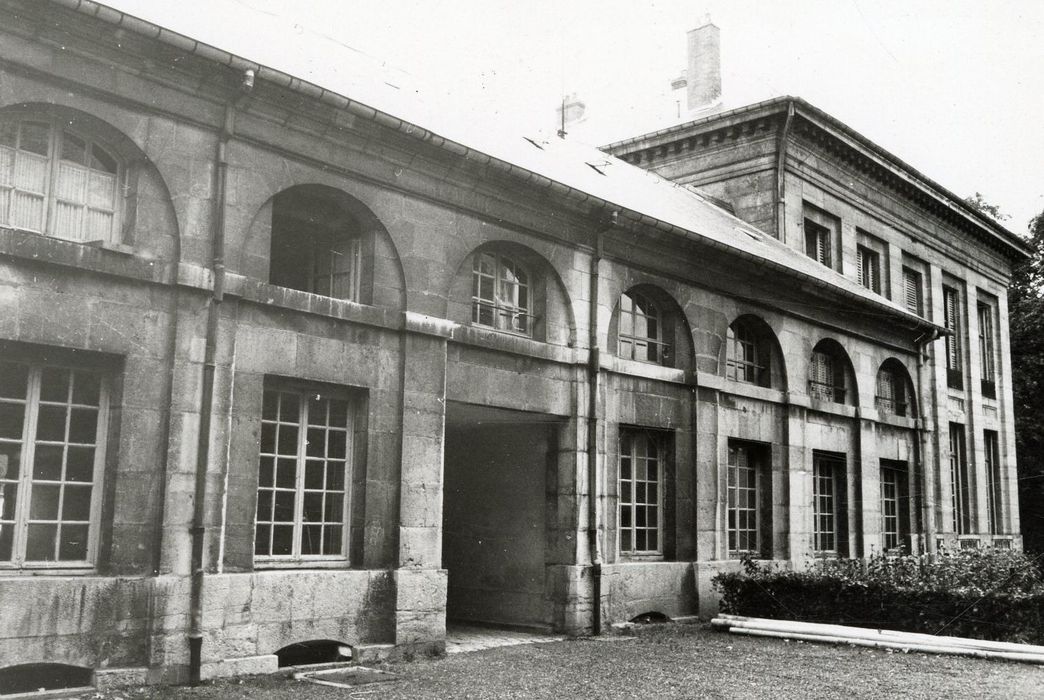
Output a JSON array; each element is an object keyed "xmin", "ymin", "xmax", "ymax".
[{"xmin": 78, "ymin": 624, "xmax": 1044, "ymax": 699}]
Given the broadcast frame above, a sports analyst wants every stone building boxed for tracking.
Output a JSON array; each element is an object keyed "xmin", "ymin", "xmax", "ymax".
[{"xmin": 0, "ymin": 0, "xmax": 1030, "ymax": 691}]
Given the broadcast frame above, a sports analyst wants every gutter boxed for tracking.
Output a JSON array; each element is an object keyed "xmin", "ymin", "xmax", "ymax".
[
  {"xmin": 188, "ymin": 67, "xmax": 254, "ymax": 686},
  {"xmin": 587, "ymin": 213, "xmax": 617, "ymax": 635},
  {"xmin": 45, "ymin": 0, "xmax": 944, "ymax": 336}
]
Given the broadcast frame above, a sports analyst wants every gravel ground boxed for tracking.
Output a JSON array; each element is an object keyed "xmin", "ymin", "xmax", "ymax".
[{"xmin": 76, "ymin": 624, "xmax": 1044, "ymax": 699}]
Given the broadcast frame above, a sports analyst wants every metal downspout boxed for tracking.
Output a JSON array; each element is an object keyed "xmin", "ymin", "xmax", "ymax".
[
  {"xmin": 188, "ymin": 69, "xmax": 254, "ymax": 685},
  {"xmin": 914, "ymin": 329, "xmax": 940, "ymax": 554},
  {"xmin": 775, "ymin": 101, "xmax": 796, "ymax": 240},
  {"xmin": 588, "ymin": 212, "xmax": 616, "ymax": 635}
]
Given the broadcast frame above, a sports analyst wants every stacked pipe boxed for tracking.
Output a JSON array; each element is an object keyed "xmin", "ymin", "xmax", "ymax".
[{"xmin": 711, "ymin": 614, "xmax": 1044, "ymax": 664}]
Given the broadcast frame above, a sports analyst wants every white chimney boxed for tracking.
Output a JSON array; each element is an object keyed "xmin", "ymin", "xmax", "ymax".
[{"xmin": 670, "ymin": 17, "xmax": 722, "ymax": 114}]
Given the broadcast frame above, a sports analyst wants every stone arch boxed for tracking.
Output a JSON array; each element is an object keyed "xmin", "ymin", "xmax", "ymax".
[
  {"xmin": 723, "ymin": 313, "xmax": 787, "ymax": 391},
  {"xmin": 809, "ymin": 337, "xmax": 858, "ymax": 406},
  {"xmin": 0, "ymin": 102, "xmax": 180, "ymax": 264},
  {"xmin": 242, "ymin": 183, "xmax": 406, "ymax": 310},
  {"xmin": 608, "ymin": 284, "xmax": 695, "ymax": 371},
  {"xmin": 446, "ymin": 240, "xmax": 576, "ymax": 346}
]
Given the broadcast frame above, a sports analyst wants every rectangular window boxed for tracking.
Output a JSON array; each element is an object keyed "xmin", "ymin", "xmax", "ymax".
[
  {"xmin": 256, "ymin": 383, "xmax": 354, "ymax": 562},
  {"xmin": 804, "ymin": 218, "xmax": 832, "ymax": 268},
  {"xmin": 810, "ymin": 351, "xmax": 845, "ymax": 403},
  {"xmin": 619, "ymin": 429, "xmax": 664, "ymax": 556},
  {"xmin": 978, "ymin": 302, "xmax": 996, "ymax": 399},
  {"xmin": 902, "ymin": 267, "xmax": 923, "ymax": 316},
  {"xmin": 943, "ymin": 285, "xmax": 963, "ymax": 390},
  {"xmin": 949, "ymin": 423, "xmax": 971, "ymax": 535},
  {"xmin": 727, "ymin": 441, "xmax": 770, "ymax": 557},
  {"xmin": 813, "ymin": 452, "xmax": 847, "ymax": 556},
  {"xmin": 984, "ymin": 430, "xmax": 1002, "ymax": 534},
  {"xmin": 879, "ymin": 460, "xmax": 910, "ymax": 553},
  {"xmin": 856, "ymin": 245, "xmax": 880, "ymax": 294},
  {"xmin": 0, "ymin": 360, "xmax": 108, "ymax": 568}
]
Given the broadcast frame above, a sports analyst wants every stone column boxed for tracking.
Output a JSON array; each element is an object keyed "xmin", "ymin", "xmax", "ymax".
[{"xmin": 393, "ymin": 314, "xmax": 450, "ymax": 652}]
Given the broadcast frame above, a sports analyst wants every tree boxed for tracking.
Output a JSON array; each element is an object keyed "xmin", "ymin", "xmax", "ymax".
[
  {"xmin": 1009, "ymin": 210, "xmax": 1044, "ymax": 556},
  {"xmin": 965, "ymin": 192, "xmax": 1011, "ymax": 222}
]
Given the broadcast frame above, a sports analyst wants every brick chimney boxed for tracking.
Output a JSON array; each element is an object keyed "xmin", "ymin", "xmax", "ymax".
[{"xmin": 671, "ymin": 17, "xmax": 722, "ymax": 114}]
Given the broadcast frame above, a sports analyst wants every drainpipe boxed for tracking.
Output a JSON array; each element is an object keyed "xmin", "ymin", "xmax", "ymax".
[
  {"xmin": 587, "ymin": 211, "xmax": 617, "ymax": 636},
  {"xmin": 188, "ymin": 68, "xmax": 254, "ymax": 686},
  {"xmin": 774, "ymin": 101, "xmax": 796, "ymax": 241},
  {"xmin": 913, "ymin": 328, "xmax": 940, "ymax": 555}
]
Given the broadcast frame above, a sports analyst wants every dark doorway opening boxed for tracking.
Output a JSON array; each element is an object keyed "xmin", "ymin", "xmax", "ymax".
[{"xmin": 443, "ymin": 402, "xmax": 557, "ymax": 629}]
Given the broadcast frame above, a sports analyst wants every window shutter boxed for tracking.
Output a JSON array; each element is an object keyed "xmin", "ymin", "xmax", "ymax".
[
  {"xmin": 903, "ymin": 269, "xmax": 920, "ymax": 314},
  {"xmin": 856, "ymin": 248, "xmax": 865, "ymax": 287}
]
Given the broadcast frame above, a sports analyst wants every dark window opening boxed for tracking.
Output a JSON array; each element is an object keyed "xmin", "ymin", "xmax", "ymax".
[
  {"xmin": 0, "ymin": 663, "xmax": 93, "ymax": 694},
  {"xmin": 813, "ymin": 451, "xmax": 848, "ymax": 556},
  {"xmin": 270, "ymin": 188, "xmax": 362, "ymax": 300},
  {"xmin": 943, "ymin": 286, "xmax": 963, "ymax": 390},
  {"xmin": 809, "ymin": 341, "xmax": 849, "ymax": 404}
]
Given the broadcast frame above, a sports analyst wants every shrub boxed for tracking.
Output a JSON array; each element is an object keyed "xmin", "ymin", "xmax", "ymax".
[{"xmin": 713, "ymin": 548, "xmax": 1044, "ymax": 644}]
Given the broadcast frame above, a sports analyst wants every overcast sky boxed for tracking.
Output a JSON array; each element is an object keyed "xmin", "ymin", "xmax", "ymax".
[{"xmin": 106, "ymin": 0, "xmax": 1044, "ymax": 235}]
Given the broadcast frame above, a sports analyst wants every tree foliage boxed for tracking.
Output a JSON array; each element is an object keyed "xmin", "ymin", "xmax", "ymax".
[
  {"xmin": 964, "ymin": 192, "xmax": 1011, "ymax": 222},
  {"xmin": 1010, "ymin": 210, "xmax": 1044, "ymax": 556}
]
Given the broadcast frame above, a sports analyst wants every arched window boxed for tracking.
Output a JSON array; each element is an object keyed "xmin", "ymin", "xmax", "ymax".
[
  {"xmin": 725, "ymin": 316, "xmax": 782, "ymax": 388},
  {"xmin": 471, "ymin": 251, "xmax": 531, "ymax": 335},
  {"xmin": 270, "ymin": 187, "xmax": 362, "ymax": 300},
  {"xmin": 618, "ymin": 290, "xmax": 669, "ymax": 364},
  {"xmin": 809, "ymin": 340, "xmax": 850, "ymax": 404},
  {"xmin": 876, "ymin": 360, "xmax": 915, "ymax": 417},
  {"xmin": 0, "ymin": 118, "xmax": 120, "ymax": 243},
  {"xmin": 726, "ymin": 324, "xmax": 763, "ymax": 384}
]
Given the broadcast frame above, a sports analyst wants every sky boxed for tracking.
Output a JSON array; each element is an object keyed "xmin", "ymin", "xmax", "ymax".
[{"xmin": 105, "ymin": 0, "xmax": 1044, "ymax": 235}]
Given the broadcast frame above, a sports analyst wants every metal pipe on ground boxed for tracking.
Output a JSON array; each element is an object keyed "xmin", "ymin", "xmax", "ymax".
[
  {"xmin": 713, "ymin": 615, "xmax": 1044, "ymax": 660},
  {"xmin": 726, "ymin": 627, "xmax": 1044, "ymax": 664}
]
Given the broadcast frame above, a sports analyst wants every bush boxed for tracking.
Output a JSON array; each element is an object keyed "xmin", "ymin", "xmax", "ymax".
[{"xmin": 712, "ymin": 548, "xmax": 1044, "ymax": 644}]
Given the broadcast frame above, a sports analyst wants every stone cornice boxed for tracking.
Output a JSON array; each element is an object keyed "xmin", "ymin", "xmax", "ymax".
[{"xmin": 603, "ymin": 97, "xmax": 1031, "ymax": 262}]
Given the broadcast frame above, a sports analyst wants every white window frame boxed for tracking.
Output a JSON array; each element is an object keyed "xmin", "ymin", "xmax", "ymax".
[
  {"xmin": 255, "ymin": 384, "xmax": 355, "ymax": 566},
  {"xmin": 977, "ymin": 302, "xmax": 996, "ymax": 385},
  {"xmin": 0, "ymin": 361, "xmax": 109, "ymax": 571},
  {"xmin": 0, "ymin": 116, "xmax": 122, "ymax": 244},
  {"xmin": 726, "ymin": 323, "xmax": 764, "ymax": 385},
  {"xmin": 618, "ymin": 429, "xmax": 665, "ymax": 558},
  {"xmin": 727, "ymin": 441, "xmax": 764, "ymax": 556},
  {"xmin": 949, "ymin": 423, "xmax": 971, "ymax": 535},
  {"xmin": 813, "ymin": 453, "xmax": 845, "ymax": 555},
  {"xmin": 618, "ymin": 290, "xmax": 670, "ymax": 365},
  {"xmin": 471, "ymin": 251, "xmax": 533, "ymax": 336},
  {"xmin": 879, "ymin": 462, "xmax": 907, "ymax": 552}
]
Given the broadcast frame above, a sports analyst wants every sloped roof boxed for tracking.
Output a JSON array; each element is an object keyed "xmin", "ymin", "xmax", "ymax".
[{"xmin": 51, "ymin": 0, "xmax": 942, "ymax": 332}]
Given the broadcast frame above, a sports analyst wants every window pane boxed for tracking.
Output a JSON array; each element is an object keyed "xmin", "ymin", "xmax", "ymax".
[
  {"xmin": 58, "ymin": 523, "xmax": 89, "ymax": 560},
  {"xmin": 36, "ymin": 405, "xmax": 67, "ymax": 441},
  {"xmin": 33, "ymin": 444, "xmax": 64, "ymax": 481},
  {"xmin": 20, "ymin": 122, "xmax": 49, "ymax": 156},
  {"xmin": 301, "ymin": 524, "xmax": 323, "ymax": 555},
  {"xmin": 68, "ymin": 408, "xmax": 98, "ymax": 444},
  {"xmin": 25, "ymin": 523, "xmax": 57, "ymax": 561},
  {"xmin": 0, "ymin": 362, "xmax": 28, "ymax": 399},
  {"xmin": 61, "ymin": 133, "xmax": 87, "ymax": 165},
  {"xmin": 0, "ymin": 403, "xmax": 25, "ymax": 440},
  {"xmin": 1, "ymin": 480, "xmax": 18, "ymax": 520},
  {"xmin": 323, "ymin": 526, "xmax": 343, "ymax": 555},
  {"xmin": 30, "ymin": 484, "xmax": 61, "ymax": 519},
  {"xmin": 72, "ymin": 372, "xmax": 101, "ymax": 405},
  {"xmin": 271, "ymin": 525, "xmax": 293, "ymax": 555},
  {"xmin": 61, "ymin": 484, "xmax": 93, "ymax": 521},
  {"xmin": 65, "ymin": 446, "xmax": 94, "ymax": 482}
]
